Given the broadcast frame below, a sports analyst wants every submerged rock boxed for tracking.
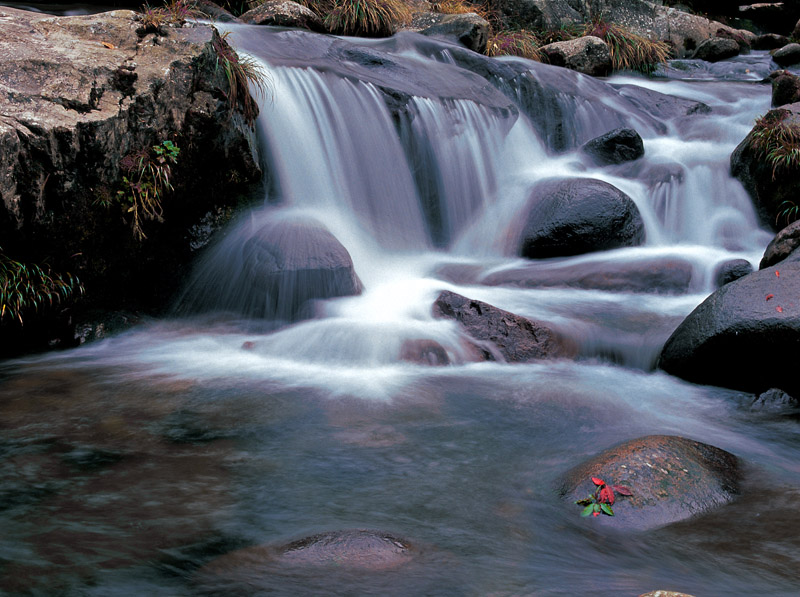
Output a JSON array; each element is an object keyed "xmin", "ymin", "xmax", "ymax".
[
  {"xmin": 432, "ymin": 290, "xmax": 571, "ymax": 362},
  {"xmin": 658, "ymin": 262, "xmax": 800, "ymax": 395},
  {"xmin": 580, "ymin": 127, "xmax": 645, "ymax": 166},
  {"xmin": 518, "ymin": 178, "xmax": 645, "ymax": 259},
  {"xmin": 560, "ymin": 435, "xmax": 740, "ymax": 531},
  {"xmin": 399, "ymin": 339, "xmax": 451, "ymax": 366},
  {"xmin": 540, "ymin": 36, "xmax": 612, "ymax": 77}
]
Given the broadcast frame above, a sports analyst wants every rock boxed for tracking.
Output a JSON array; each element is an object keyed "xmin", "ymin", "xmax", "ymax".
[
  {"xmin": 180, "ymin": 215, "xmax": 363, "ymax": 322},
  {"xmin": 239, "ymin": 1, "xmax": 324, "ymax": 32},
  {"xmin": 692, "ymin": 37, "xmax": 741, "ymax": 62},
  {"xmin": 560, "ymin": 435, "xmax": 741, "ymax": 531},
  {"xmin": 750, "ymin": 387, "xmax": 800, "ymax": 412},
  {"xmin": 419, "ymin": 13, "xmax": 489, "ymax": 54},
  {"xmin": 731, "ymin": 102, "xmax": 800, "ymax": 230},
  {"xmin": 772, "ymin": 42, "xmax": 800, "ymax": 66},
  {"xmin": 639, "ymin": 592, "xmax": 697, "ymax": 597},
  {"xmin": 432, "ymin": 290, "xmax": 570, "ymax": 362},
  {"xmin": 483, "ymin": 256, "xmax": 694, "ymax": 295},
  {"xmin": 580, "ymin": 127, "xmax": 645, "ymax": 166},
  {"xmin": 761, "ymin": 219, "xmax": 800, "ymax": 268},
  {"xmin": 541, "ymin": 36, "xmax": 612, "ymax": 77},
  {"xmin": 498, "ymin": 0, "xmax": 584, "ymax": 31},
  {"xmin": 753, "ymin": 33, "xmax": 791, "ymax": 50},
  {"xmin": 399, "ymin": 339, "xmax": 450, "ymax": 366},
  {"xmin": 740, "ymin": 3, "xmax": 799, "ymax": 36},
  {"xmin": 612, "ymin": 84, "xmax": 712, "ymax": 120},
  {"xmin": 794, "ymin": 18, "xmax": 800, "ymax": 39},
  {"xmin": 517, "ymin": 178, "xmax": 646, "ymax": 259},
  {"xmin": 658, "ymin": 262, "xmax": 800, "ymax": 395},
  {"xmin": 771, "ymin": 71, "xmax": 800, "ymax": 107},
  {"xmin": 0, "ymin": 7, "xmax": 261, "ymax": 316},
  {"xmin": 713, "ymin": 259, "xmax": 754, "ymax": 287},
  {"xmin": 194, "ymin": 0, "xmax": 238, "ymax": 22}
]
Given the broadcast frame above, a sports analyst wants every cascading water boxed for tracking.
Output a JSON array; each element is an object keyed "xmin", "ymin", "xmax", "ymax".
[{"xmin": 2, "ymin": 21, "xmax": 799, "ymax": 597}]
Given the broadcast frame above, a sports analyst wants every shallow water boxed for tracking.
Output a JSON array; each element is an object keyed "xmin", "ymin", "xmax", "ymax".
[{"xmin": 1, "ymin": 20, "xmax": 799, "ymax": 597}]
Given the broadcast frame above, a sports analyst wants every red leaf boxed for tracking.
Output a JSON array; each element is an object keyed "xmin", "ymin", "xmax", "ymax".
[
  {"xmin": 777, "ymin": 306, "xmax": 783, "ymax": 313},
  {"xmin": 766, "ymin": 294, "xmax": 774, "ymax": 301},
  {"xmin": 612, "ymin": 485, "xmax": 633, "ymax": 496},
  {"xmin": 591, "ymin": 477, "xmax": 605, "ymax": 486},
  {"xmin": 776, "ymin": 271, "xmax": 780, "ymax": 277},
  {"xmin": 599, "ymin": 485, "xmax": 615, "ymax": 505}
]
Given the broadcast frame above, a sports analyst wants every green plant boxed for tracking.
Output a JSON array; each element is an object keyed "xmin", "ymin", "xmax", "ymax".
[
  {"xmin": 582, "ymin": 20, "xmax": 671, "ymax": 74},
  {"xmin": 211, "ymin": 30, "xmax": 270, "ymax": 127},
  {"xmin": 751, "ymin": 109, "xmax": 800, "ymax": 180},
  {"xmin": 486, "ymin": 30, "xmax": 544, "ymax": 60},
  {"xmin": 575, "ymin": 476, "xmax": 632, "ymax": 517},
  {"xmin": 0, "ymin": 248, "xmax": 83, "ymax": 325},
  {"xmin": 116, "ymin": 140, "xmax": 180, "ymax": 240},
  {"xmin": 320, "ymin": 0, "xmax": 411, "ymax": 37}
]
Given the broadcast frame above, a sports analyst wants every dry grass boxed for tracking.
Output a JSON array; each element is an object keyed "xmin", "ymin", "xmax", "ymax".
[
  {"xmin": 582, "ymin": 20, "xmax": 671, "ymax": 74},
  {"xmin": 486, "ymin": 30, "xmax": 544, "ymax": 61}
]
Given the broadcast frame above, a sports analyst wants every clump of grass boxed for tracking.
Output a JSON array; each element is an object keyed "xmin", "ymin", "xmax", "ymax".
[
  {"xmin": 321, "ymin": 0, "xmax": 411, "ymax": 37},
  {"xmin": 486, "ymin": 30, "xmax": 544, "ymax": 61},
  {"xmin": 139, "ymin": 0, "xmax": 200, "ymax": 33},
  {"xmin": 750, "ymin": 109, "xmax": 800, "ymax": 225},
  {"xmin": 432, "ymin": 0, "xmax": 488, "ymax": 18},
  {"xmin": 582, "ymin": 20, "xmax": 671, "ymax": 74},
  {"xmin": 211, "ymin": 30, "xmax": 271, "ymax": 127},
  {"xmin": 0, "ymin": 248, "xmax": 83, "ymax": 325}
]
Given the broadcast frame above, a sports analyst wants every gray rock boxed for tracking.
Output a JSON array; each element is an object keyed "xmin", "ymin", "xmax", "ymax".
[
  {"xmin": 772, "ymin": 42, "xmax": 800, "ymax": 67},
  {"xmin": 771, "ymin": 71, "xmax": 800, "ymax": 107},
  {"xmin": 760, "ymin": 219, "xmax": 800, "ymax": 268},
  {"xmin": 692, "ymin": 37, "xmax": 741, "ymax": 62},
  {"xmin": 580, "ymin": 127, "xmax": 645, "ymax": 166},
  {"xmin": 239, "ymin": 1, "xmax": 324, "ymax": 31},
  {"xmin": 518, "ymin": 178, "xmax": 646, "ymax": 258},
  {"xmin": 432, "ymin": 290, "xmax": 572, "ymax": 362},
  {"xmin": 713, "ymin": 258, "xmax": 753, "ymax": 287},
  {"xmin": 750, "ymin": 387, "xmax": 799, "ymax": 412},
  {"xmin": 419, "ymin": 13, "xmax": 489, "ymax": 54},
  {"xmin": 560, "ymin": 435, "xmax": 740, "ymax": 531},
  {"xmin": 541, "ymin": 36, "xmax": 612, "ymax": 77},
  {"xmin": 658, "ymin": 262, "xmax": 800, "ymax": 395}
]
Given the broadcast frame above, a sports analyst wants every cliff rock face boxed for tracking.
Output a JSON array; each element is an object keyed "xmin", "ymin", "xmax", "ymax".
[{"xmin": 0, "ymin": 7, "xmax": 261, "ymax": 312}]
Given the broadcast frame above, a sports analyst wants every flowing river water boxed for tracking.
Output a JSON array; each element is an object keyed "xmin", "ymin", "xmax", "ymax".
[{"xmin": 1, "ymin": 16, "xmax": 800, "ymax": 596}]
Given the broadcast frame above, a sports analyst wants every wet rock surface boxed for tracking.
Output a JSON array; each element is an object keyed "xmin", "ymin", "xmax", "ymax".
[
  {"xmin": 580, "ymin": 127, "xmax": 645, "ymax": 166},
  {"xmin": 772, "ymin": 42, "xmax": 800, "ymax": 67},
  {"xmin": 693, "ymin": 37, "xmax": 741, "ymax": 62},
  {"xmin": 560, "ymin": 435, "xmax": 740, "ymax": 531},
  {"xmin": 418, "ymin": 12, "xmax": 489, "ymax": 54},
  {"xmin": 713, "ymin": 258, "xmax": 753, "ymax": 287},
  {"xmin": 760, "ymin": 219, "xmax": 800, "ymax": 268}
]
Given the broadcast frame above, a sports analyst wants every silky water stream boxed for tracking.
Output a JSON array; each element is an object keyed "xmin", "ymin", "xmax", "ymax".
[{"xmin": 1, "ymin": 24, "xmax": 799, "ymax": 596}]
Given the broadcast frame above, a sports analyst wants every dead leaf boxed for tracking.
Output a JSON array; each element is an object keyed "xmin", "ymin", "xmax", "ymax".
[
  {"xmin": 777, "ymin": 306, "xmax": 783, "ymax": 313},
  {"xmin": 766, "ymin": 294, "xmax": 774, "ymax": 301},
  {"xmin": 101, "ymin": 41, "xmax": 115, "ymax": 49}
]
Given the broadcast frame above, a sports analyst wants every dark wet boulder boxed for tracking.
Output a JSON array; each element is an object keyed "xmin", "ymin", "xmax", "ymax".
[
  {"xmin": 753, "ymin": 33, "xmax": 791, "ymax": 50},
  {"xmin": 432, "ymin": 290, "xmax": 572, "ymax": 362},
  {"xmin": 239, "ymin": 1, "xmax": 324, "ymax": 31},
  {"xmin": 518, "ymin": 178, "xmax": 645, "ymax": 259},
  {"xmin": 692, "ymin": 37, "xmax": 740, "ymax": 62},
  {"xmin": 541, "ymin": 36, "xmax": 612, "ymax": 77},
  {"xmin": 713, "ymin": 258, "xmax": 753, "ymax": 287},
  {"xmin": 772, "ymin": 42, "xmax": 800, "ymax": 67},
  {"xmin": 483, "ymin": 256, "xmax": 694, "ymax": 295},
  {"xmin": 731, "ymin": 102, "xmax": 800, "ymax": 231},
  {"xmin": 580, "ymin": 127, "xmax": 645, "ymax": 166},
  {"xmin": 560, "ymin": 435, "xmax": 740, "ymax": 531},
  {"xmin": 771, "ymin": 71, "xmax": 800, "ymax": 107},
  {"xmin": 194, "ymin": 0, "xmax": 238, "ymax": 22},
  {"xmin": 658, "ymin": 262, "xmax": 800, "ymax": 395},
  {"xmin": 760, "ymin": 219, "xmax": 800, "ymax": 268},
  {"xmin": 399, "ymin": 339, "xmax": 450, "ymax": 366},
  {"xmin": 180, "ymin": 215, "xmax": 362, "ymax": 322},
  {"xmin": 418, "ymin": 13, "xmax": 489, "ymax": 54}
]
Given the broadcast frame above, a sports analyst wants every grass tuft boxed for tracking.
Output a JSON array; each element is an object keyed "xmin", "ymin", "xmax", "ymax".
[
  {"xmin": 486, "ymin": 30, "xmax": 544, "ymax": 61},
  {"xmin": 211, "ymin": 30, "xmax": 271, "ymax": 127},
  {"xmin": 750, "ymin": 109, "xmax": 800, "ymax": 225},
  {"xmin": 320, "ymin": 0, "xmax": 411, "ymax": 37},
  {"xmin": 582, "ymin": 20, "xmax": 671, "ymax": 74}
]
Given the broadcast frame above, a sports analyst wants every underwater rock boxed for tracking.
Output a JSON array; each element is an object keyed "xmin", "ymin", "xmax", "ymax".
[
  {"xmin": 560, "ymin": 435, "xmax": 740, "ymax": 531},
  {"xmin": 399, "ymin": 339, "xmax": 451, "ymax": 366}
]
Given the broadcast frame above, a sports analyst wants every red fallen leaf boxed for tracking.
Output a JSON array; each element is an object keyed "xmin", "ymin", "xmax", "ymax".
[
  {"xmin": 599, "ymin": 485, "xmax": 615, "ymax": 505},
  {"xmin": 766, "ymin": 294, "xmax": 774, "ymax": 301},
  {"xmin": 591, "ymin": 477, "xmax": 605, "ymax": 486},
  {"xmin": 776, "ymin": 271, "xmax": 780, "ymax": 277},
  {"xmin": 777, "ymin": 306, "xmax": 783, "ymax": 313},
  {"xmin": 612, "ymin": 485, "xmax": 633, "ymax": 496}
]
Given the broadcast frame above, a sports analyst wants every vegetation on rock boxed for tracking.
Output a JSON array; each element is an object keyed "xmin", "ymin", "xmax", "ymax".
[
  {"xmin": 211, "ymin": 30, "xmax": 270, "ymax": 126},
  {"xmin": 750, "ymin": 109, "xmax": 800, "ymax": 225}
]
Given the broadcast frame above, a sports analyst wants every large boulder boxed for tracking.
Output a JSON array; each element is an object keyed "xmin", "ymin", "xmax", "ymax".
[
  {"xmin": 0, "ymin": 7, "xmax": 261, "ymax": 313},
  {"xmin": 731, "ymin": 103, "xmax": 800, "ymax": 231},
  {"xmin": 760, "ymin": 219, "xmax": 800, "ymax": 268},
  {"xmin": 517, "ymin": 178, "xmax": 646, "ymax": 259},
  {"xmin": 432, "ymin": 290, "xmax": 571, "ymax": 362},
  {"xmin": 692, "ymin": 37, "xmax": 741, "ymax": 62},
  {"xmin": 772, "ymin": 42, "xmax": 800, "ymax": 67},
  {"xmin": 180, "ymin": 215, "xmax": 363, "ymax": 322},
  {"xmin": 418, "ymin": 13, "xmax": 490, "ymax": 54},
  {"xmin": 540, "ymin": 36, "xmax": 612, "ymax": 77},
  {"xmin": 239, "ymin": 1, "xmax": 324, "ymax": 31},
  {"xmin": 560, "ymin": 435, "xmax": 740, "ymax": 531},
  {"xmin": 658, "ymin": 262, "xmax": 800, "ymax": 395},
  {"xmin": 579, "ymin": 127, "xmax": 645, "ymax": 166},
  {"xmin": 771, "ymin": 71, "xmax": 800, "ymax": 107}
]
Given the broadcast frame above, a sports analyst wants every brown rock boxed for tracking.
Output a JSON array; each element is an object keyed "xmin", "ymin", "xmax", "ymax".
[
  {"xmin": 399, "ymin": 339, "xmax": 451, "ymax": 366},
  {"xmin": 541, "ymin": 36, "xmax": 612, "ymax": 77},
  {"xmin": 239, "ymin": 1, "xmax": 324, "ymax": 32},
  {"xmin": 561, "ymin": 435, "xmax": 740, "ymax": 531}
]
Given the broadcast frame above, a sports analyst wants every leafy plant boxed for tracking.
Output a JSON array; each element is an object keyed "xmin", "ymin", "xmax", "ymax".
[
  {"xmin": 0, "ymin": 248, "xmax": 83, "ymax": 325},
  {"xmin": 116, "ymin": 140, "xmax": 180, "ymax": 240},
  {"xmin": 486, "ymin": 30, "xmax": 544, "ymax": 60},
  {"xmin": 320, "ymin": 0, "xmax": 411, "ymax": 37},
  {"xmin": 211, "ymin": 30, "xmax": 270, "ymax": 127},
  {"xmin": 582, "ymin": 20, "xmax": 671, "ymax": 74},
  {"xmin": 575, "ymin": 476, "xmax": 632, "ymax": 517}
]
